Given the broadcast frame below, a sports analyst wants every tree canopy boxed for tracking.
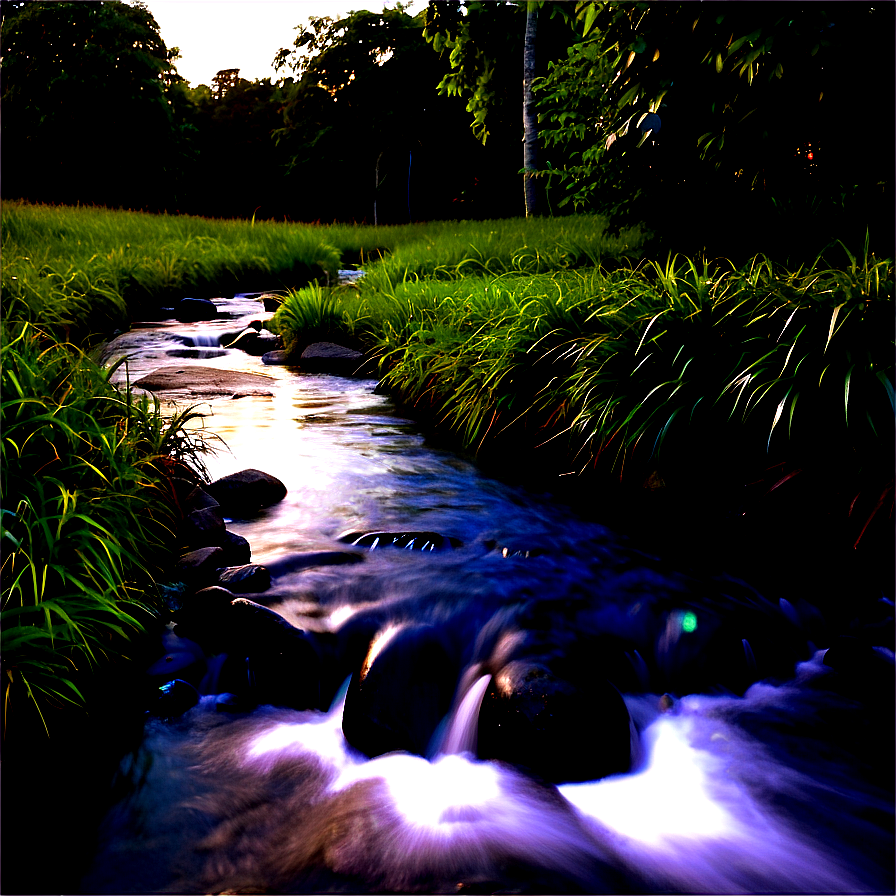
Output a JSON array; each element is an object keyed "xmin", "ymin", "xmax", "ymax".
[
  {"xmin": 0, "ymin": 0, "xmax": 890, "ymax": 254},
  {"xmin": 1, "ymin": 0, "xmax": 183, "ymax": 209}
]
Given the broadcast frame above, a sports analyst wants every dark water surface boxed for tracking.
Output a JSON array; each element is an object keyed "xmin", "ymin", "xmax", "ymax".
[{"xmin": 89, "ymin": 292, "xmax": 894, "ymax": 894}]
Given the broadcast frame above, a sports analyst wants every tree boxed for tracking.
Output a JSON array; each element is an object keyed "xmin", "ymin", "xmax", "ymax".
[
  {"xmin": 534, "ymin": 2, "xmax": 894, "ymax": 255},
  {"xmin": 423, "ymin": 1, "xmax": 579, "ymax": 217},
  {"xmin": 273, "ymin": 5, "xmax": 489, "ymax": 222},
  {"xmin": 0, "ymin": 0, "xmax": 185, "ymax": 209},
  {"xmin": 522, "ymin": 2, "xmax": 539, "ymax": 216}
]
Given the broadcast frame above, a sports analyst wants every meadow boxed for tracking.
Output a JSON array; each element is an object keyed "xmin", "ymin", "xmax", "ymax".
[{"xmin": 2, "ymin": 200, "xmax": 893, "ymax": 738}]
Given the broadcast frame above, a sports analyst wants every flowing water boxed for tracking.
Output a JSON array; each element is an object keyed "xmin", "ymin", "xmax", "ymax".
[{"xmin": 87, "ymin": 290, "xmax": 894, "ymax": 895}]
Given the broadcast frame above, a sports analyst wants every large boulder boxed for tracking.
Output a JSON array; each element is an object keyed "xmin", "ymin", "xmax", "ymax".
[
  {"xmin": 342, "ymin": 623, "xmax": 459, "ymax": 758},
  {"xmin": 174, "ymin": 297, "xmax": 218, "ymax": 322},
  {"xmin": 300, "ymin": 342, "xmax": 364, "ymax": 376},
  {"xmin": 476, "ymin": 660, "xmax": 632, "ymax": 784},
  {"xmin": 205, "ymin": 468, "xmax": 287, "ymax": 516},
  {"xmin": 131, "ymin": 366, "xmax": 275, "ymax": 399}
]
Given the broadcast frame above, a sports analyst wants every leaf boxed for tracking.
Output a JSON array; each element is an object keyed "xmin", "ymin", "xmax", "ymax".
[
  {"xmin": 767, "ymin": 469, "xmax": 802, "ymax": 494},
  {"xmin": 876, "ymin": 371, "xmax": 895, "ymax": 414},
  {"xmin": 843, "ymin": 364, "xmax": 855, "ymax": 426},
  {"xmin": 824, "ymin": 302, "xmax": 845, "ymax": 354},
  {"xmin": 582, "ymin": 4, "xmax": 597, "ymax": 37},
  {"xmin": 715, "ymin": 52, "xmax": 724, "ymax": 73}
]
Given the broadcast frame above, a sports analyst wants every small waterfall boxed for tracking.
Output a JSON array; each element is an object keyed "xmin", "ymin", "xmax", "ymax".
[
  {"xmin": 188, "ymin": 333, "xmax": 221, "ymax": 347},
  {"xmin": 437, "ymin": 672, "xmax": 492, "ymax": 756}
]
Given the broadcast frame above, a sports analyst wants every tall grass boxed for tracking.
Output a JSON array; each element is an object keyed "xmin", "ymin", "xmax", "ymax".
[
  {"xmin": 1, "ymin": 200, "xmax": 342, "ymax": 338},
  {"xmin": 274, "ymin": 239, "xmax": 893, "ymax": 510},
  {"xmin": 0, "ymin": 321, "xmax": 215, "ymax": 737}
]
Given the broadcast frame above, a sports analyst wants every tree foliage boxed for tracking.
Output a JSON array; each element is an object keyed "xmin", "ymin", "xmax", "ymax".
[
  {"xmin": 535, "ymin": 1, "xmax": 894, "ymax": 251},
  {"xmin": 0, "ymin": 0, "xmax": 183, "ymax": 209},
  {"xmin": 272, "ymin": 5, "xmax": 507, "ymax": 222}
]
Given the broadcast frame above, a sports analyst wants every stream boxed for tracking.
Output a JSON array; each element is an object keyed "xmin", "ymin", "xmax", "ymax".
[{"xmin": 85, "ymin": 289, "xmax": 894, "ymax": 894}]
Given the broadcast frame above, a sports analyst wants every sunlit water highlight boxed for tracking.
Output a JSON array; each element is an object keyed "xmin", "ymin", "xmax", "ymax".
[{"xmin": 86, "ymin": 294, "xmax": 894, "ymax": 895}]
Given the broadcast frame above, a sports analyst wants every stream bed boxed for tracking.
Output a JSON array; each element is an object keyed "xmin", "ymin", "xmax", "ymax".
[{"xmin": 86, "ymin": 290, "xmax": 894, "ymax": 894}]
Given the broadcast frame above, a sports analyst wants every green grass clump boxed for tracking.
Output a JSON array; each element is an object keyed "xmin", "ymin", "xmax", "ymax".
[
  {"xmin": 1, "ymin": 200, "xmax": 342, "ymax": 338},
  {"xmin": 284, "ymin": 239, "xmax": 892, "ymax": 512},
  {"xmin": 0, "ymin": 322, "xmax": 212, "ymax": 737}
]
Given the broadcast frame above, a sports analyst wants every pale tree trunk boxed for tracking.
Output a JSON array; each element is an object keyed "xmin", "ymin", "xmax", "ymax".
[{"xmin": 523, "ymin": 1, "xmax": 540, "ymax": 217}]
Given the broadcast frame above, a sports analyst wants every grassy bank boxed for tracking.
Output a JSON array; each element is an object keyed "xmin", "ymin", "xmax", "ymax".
[
  {"xmin": 1, "ymin": 201, "xmax": 646, "ymax": 342},
  {"xmin": 1, "ymin": 200, "xmax": 342, "ymax": 338},
  {"xmin": 272, "ymin": 237, "xmax": 895, "ymax": 592}
]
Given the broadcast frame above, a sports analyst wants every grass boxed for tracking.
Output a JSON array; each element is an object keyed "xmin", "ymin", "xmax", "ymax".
[
  {"xmin": 273, "ymin": 235, "xmax": 894, "ymax": 548},
  {"xmin": 1, "ymin": 200, "xmax": 343, "ymax": 339},
  {"xmin": 0, "ymin": 319, "xmax": 214, "ymax": 738}
]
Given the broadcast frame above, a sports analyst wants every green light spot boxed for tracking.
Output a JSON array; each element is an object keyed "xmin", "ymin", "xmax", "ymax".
[{"xmin": 682, "ymin": 611, "xmax": 698, "ymax": 633}]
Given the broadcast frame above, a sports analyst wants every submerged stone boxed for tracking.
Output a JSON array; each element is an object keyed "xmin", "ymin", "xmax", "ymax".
[
  {"xmin": 261, "ymin": 350, "xmax": 288, "ymax": 366},
  {"xmin": 338, "ymin": 531, "xmax": 462, "ymax": 551}
]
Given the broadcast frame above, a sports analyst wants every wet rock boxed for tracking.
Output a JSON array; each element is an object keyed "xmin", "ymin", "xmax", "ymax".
[
  {"xmin": 181, "ymin": 506, "xmax": 227, "ymax": 548},
  {"xmin": 476, "ymin": 660, "xmax": 632, "ymax": 783},
  {"xmin": 342, "ymin": 623, "xmax": 459, "ymax": 758},
  {"xmin": 261, "ymin": 294, "xmax": 284, "ymax": 312},
  {"xmin": 225, "ymin": 599, "xmax": 321, "ymax": 709},
  {"xmin": 166, "ymin": 348, "xmax": 228, "ymax": 360},
  {"xmin": 299, "ymin": 342, "xmax": 364, "ymax": 376},
  {"xmin": 147, "ymin": 679, "xmax": 200, "ymax": 718},
  {"xmin": 174, "ymin": 585, "xmax": 237, "ymax": 644},
  {"xmin": 206, "ymin": 468, "xmax": 287, "ymax": 516},
  {"xmin": 219, "ymin": 530, "xmax": 252, "ymax": 566},
  {"xmin": 146, "ymin": 632, "xmax": 207, "ymax": 688},
  {"xmin": 185, "ymin": 486, "xmax": 220, "ymax": 513},
  {"xmin": 261, "ymin": 350, "xmax": 288, "ymax": 366},
  {"xmin": 132, "ymin": 366, "xmax": 275, "ymax": 399},
  {"xmin": 169, "ymin": 473, "xmax": 206, "ymax": 506},
  {"xmin": 263, "ymin": 551, "xmax": 364, "ymax": 576},
  {"xmin": 174, "ymin": 546, "xmax": 226, "ymax": 587},
  {"xmin": 174, "ymin": 297, "xmax": 218, "ymax": 322},
  {"xmin": 214, "ymin": 692, "xmax": 251, "ymax": 713},
  {"xmin": 216, "ymin": 564, "xmax": 271, "ymax": 594},
  {"xmin": 241, "ymin": 332, "xmax": 283, "ymax": 357},
  {"xmin": 338, "ymin": 531, "xmax": 462, "ymax": 551},
  {"xmin": 222, "ymin": 322, "xmax": 262, "ymax": 350}
]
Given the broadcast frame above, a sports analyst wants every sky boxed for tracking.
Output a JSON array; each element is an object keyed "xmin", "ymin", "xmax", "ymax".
[{"xmin": 143, "ymin": 1, "xmax": 418, "ymax": 88}]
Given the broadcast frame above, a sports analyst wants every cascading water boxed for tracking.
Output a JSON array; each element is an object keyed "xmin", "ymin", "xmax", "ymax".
[{"xmin": 86, "ymin": 291, "xmax": 894, "ymax": 895}]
